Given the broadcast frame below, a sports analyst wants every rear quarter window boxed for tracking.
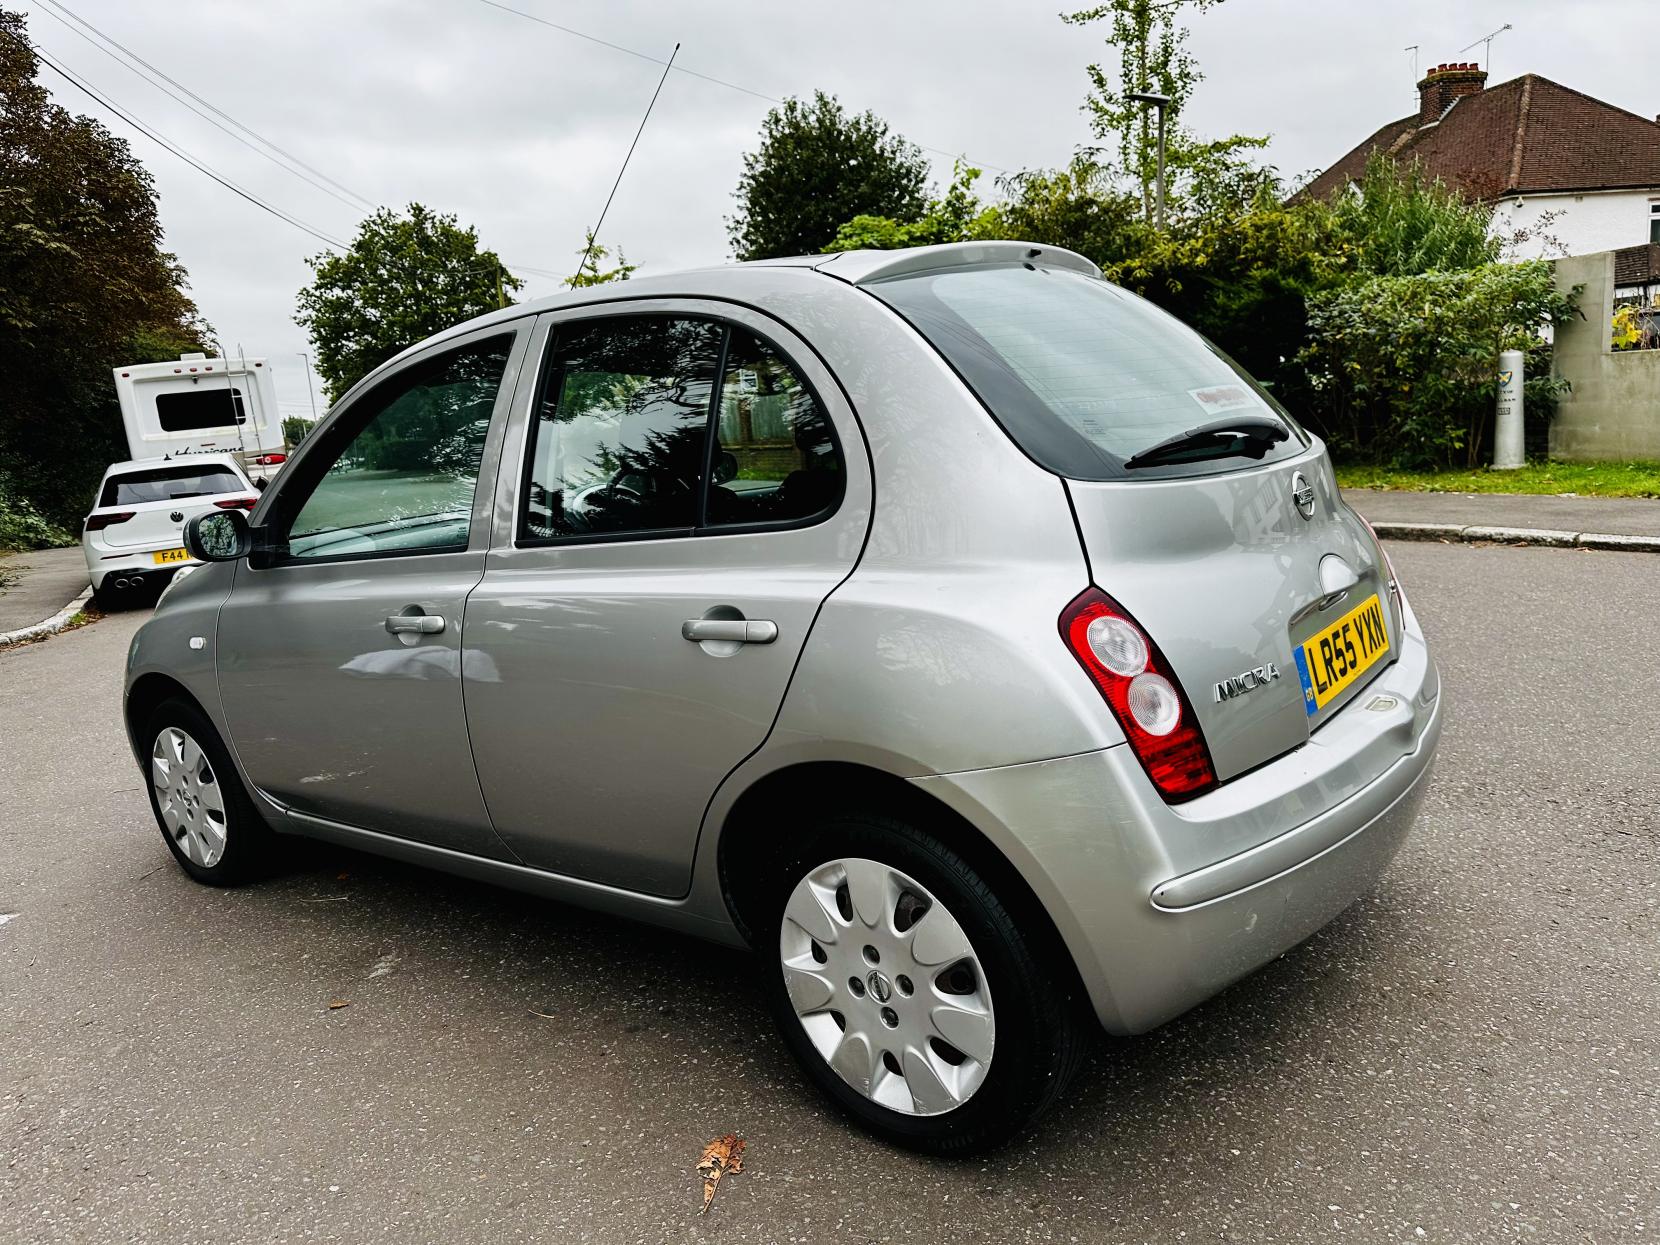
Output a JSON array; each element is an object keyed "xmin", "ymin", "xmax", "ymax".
[{"xmin": 869, "ymin": 264, "xmax": 1307, "ymax": 481}]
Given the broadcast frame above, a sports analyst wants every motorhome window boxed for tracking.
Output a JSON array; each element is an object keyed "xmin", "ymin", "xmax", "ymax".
[
  {"xmin": 155, "ymin": 388, "xmax": 248, "ymax": 432},
  {"xmin": 100, "ymin": 465, "xmax": 244, "ymax": 506}
]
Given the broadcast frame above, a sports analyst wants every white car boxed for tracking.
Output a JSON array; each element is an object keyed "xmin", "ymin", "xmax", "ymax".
[{"xmin": 83, "ymin": 455, "xmax": 260, "ymax": 606}]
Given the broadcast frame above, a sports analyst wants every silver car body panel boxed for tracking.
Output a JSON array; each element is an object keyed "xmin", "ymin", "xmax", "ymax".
[
  {"xmin": 212, "ymin": 320, "xmax": 532, "ymax": 859},
  {"xmin": 463, "ymin": 299, "xmax": 875, "ymax": 895},
  {"xmin": 123, "ymin": 242, "xmax": 1442, "ymax": 1038},
  {"xmin": 1066, "ymin": 446, "xmax": 1396, "ymax": 784}
]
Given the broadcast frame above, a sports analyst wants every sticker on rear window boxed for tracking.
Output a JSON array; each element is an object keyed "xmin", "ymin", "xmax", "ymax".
[{"xmin": 1187, "ymin": 384, "xmax": 1258, "ymax": 417}]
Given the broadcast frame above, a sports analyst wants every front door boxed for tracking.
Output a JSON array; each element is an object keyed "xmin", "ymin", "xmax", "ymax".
[
  {"xmin": 463, "ymin": 305, "xmax": 872, "ymax": 895},
  {"xmin": 215, "ymin": 325, "xmax": 530, "ymax": 857}
]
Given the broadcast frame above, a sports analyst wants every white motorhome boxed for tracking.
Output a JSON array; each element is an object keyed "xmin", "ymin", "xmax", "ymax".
[{"xmin": 112, "ymin": 353, "xmax": 287, "ymax": 481}]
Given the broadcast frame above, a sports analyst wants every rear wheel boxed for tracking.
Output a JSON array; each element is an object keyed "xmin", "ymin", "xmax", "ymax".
[
  {"xmin": 759, "ymin": 811, "xmax": 1083, "ymax": 1154},
  {"xmin": 143, "ymin": 698, "xmax": 274, "ymax": 885}
]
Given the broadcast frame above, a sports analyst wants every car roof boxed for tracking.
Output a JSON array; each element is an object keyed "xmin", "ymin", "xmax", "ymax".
[
  {"xmin": 102, "ymin": 454, "xmax": 248, "ymax": 479},
  {"xmin": 334, "ymin": 240, "xmax": 1099, "ymax": 417},
  {"xmin": 415, "ymin": 240, "xmax": 1096, "ymax": 356}
]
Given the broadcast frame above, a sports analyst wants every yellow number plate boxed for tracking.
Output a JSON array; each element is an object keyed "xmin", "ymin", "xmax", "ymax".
[
  {"xmin": 1293, "ymin": 593, "xmax": 1390, "ymax": 715},
  {"xmin": 152, "ymin": 548, "xmax": 192, "ymax": 565}
]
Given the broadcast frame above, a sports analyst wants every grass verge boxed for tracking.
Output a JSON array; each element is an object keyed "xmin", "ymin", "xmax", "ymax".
[{"xmin": 1335, "ymin": 461, "xmax": 1660, "ymax": 498}]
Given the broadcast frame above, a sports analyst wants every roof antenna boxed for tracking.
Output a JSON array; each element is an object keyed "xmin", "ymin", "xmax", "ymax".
[
  {"xmin": 1404, "ymin": 44, "xmax": 1419, "ymax": 84},
  {"xmin": 1457, "ymin": 23, "xmax": 1513, "ymax": 75},
  {"xmin": 570, "ymin": 41, "xmax": 679, "ymax": 288}
]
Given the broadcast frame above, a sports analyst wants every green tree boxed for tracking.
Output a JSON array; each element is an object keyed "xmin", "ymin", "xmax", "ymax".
[
  {"xmin": 0, "ymin": 7, "xmax": 208, "ymax": 525},
  {"xmin": 1301, "ymin": 260, "xmax": 1578, "ymax": 468},
  {"xmin": 295, "ymin": 203, "xmax": 521, "ymax": 400},
  {"xmin": 568, "ymin": 231, "xmax": 637, "ymax": 287},
  {"xmin": 1064, "ymin": 0, "xmax": 1268, "ymax": 226},
  {"xmin": 1321, "ymin": 152, "xmax": 1500, "ymax": 278},
  {"xmin": 728, "ymin": 91, "xmax": 929, "ymax": 260},
  {"xmin": 281, "ymin": 416, "xmax": 315, "ymax": 448},
  {"xmin": 989, "ymin": 158, "xmax": 1147, "ymax": 266},
  {"xmin": 824, "ymin": 163, "xmax": 1001, "ymax": 252}
]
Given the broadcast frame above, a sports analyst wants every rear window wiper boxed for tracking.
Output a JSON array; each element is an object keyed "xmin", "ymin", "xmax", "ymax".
[{"xmin": 1123, "ymin": 416, "xmax": 1290, "ymax": 470}]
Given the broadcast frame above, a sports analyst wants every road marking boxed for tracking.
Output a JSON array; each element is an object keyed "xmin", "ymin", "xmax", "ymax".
[{"xmin": 0, "ymin": 913, "xmax": 18, "ymax": 927}]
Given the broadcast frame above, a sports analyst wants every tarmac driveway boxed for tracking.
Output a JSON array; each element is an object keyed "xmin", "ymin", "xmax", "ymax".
[{"xmin": 1, "ymin": 540, "xmax": 1656, "ymax": 1242}]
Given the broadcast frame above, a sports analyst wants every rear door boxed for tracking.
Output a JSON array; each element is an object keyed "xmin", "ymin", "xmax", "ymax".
[
  {"xmin": 214, "ymin": 323, "xmax": 529, "ymax": 856},
  {"xmin": 871, "ymin": 262, "xmax": 1396, "ymax": 783},
  {"xmin": 463, "ymin": 302, "xmax": 871, "ymax": 896}
]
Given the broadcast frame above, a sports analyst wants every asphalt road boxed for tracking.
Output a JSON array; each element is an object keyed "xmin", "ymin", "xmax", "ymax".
[{"xmin": 2, "ymin": 542, "xmax": 1656, "ymax": 1243}]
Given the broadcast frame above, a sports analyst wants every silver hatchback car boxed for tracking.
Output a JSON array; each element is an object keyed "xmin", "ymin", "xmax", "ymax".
[{"xmin": 125, "ymin": 241, "xmax": 1440, "ymax": 1154}]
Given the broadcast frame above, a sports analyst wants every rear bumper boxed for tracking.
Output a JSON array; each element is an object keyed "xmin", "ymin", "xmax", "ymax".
[
  {"xmin": 86, "ymin": 537, "xmax": 194, "ymax": 589},
  {"xmin": 913, "ymin": 616, "xmax": 1441, "ymax": 1035}
]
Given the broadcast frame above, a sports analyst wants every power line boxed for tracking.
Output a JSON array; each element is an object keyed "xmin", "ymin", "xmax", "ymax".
[
  {"xmin": 23, "ymin": 6, "xmax": 586, "ymax": 283},
  {"xmin": 32, "ymin": 0, "xmax": 377, "ymax": 211},
  {"xmin": 470, "ymin": 0, "xmax": 1010, "ymax": 174},
  {"xmin": 7, "ymin": 30, "xmax": 350, "ymax": 251}
]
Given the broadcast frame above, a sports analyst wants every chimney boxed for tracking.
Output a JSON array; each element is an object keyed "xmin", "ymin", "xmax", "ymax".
[{"xmin": 1417, "ymin": 62, "xmax": 1488, "ymax": 127}]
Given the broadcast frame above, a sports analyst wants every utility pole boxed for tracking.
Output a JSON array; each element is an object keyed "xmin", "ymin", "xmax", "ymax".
[
  {"xmin": 495, "ymin": 258, "xmax": 506, "ymax": 310},
  {"xmin": 1128, "ymin": 91, "xmax": 1171, "ymax": 231},
  {"xmin": 297, "ymin": 353, "xmax": 319, "ymax": 421}
]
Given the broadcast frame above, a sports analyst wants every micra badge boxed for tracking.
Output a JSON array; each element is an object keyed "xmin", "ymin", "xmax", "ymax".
[{"xmin": 1215, "ymin": 663, "xmax": 1281, "ymax": 703}]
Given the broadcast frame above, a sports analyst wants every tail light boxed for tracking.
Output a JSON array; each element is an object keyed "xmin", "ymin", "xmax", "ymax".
[
  {"xmin": 252, "ymin": 453, "xmax": 286, "ymax": 466},
  {"xmin": 1060, "ymin": 587, "xmax": 1217, "ymax": 802},
  {"xmin": 214, "ymin": 497, "xmax": 259, "ymax": 511},
  {"xmin": 84, "ymin": 511, "xmax": 136, "ymax": 532}
]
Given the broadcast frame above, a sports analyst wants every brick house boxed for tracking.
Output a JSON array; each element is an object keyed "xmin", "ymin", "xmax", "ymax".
[{"xmin": 1301, "ymin": 64, "xmax": 1660, "ymax": 260}]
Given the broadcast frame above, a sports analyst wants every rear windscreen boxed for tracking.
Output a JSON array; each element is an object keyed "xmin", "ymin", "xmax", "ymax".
[
  {"xmin": 155, "ymin": 387, "xmax": 247, "ymax": 432},
  {"xmin": 100, "ymin": 465, "xmax": 243, "ymax": 506},
  {"xmin": 869, "ymin": 264, "xmax": 1307, "ymax": 480}
]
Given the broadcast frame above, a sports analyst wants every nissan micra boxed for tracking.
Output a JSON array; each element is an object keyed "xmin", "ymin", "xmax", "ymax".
[{"xmin": 125, "ymin": 241, "xmax": 1440, "ymax": 1154}]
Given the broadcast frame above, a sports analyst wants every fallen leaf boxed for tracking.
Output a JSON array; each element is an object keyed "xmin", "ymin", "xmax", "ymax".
[
  {"xmin": 697, "ymin": 1134, "xmax": 745, "ymax": 1214},
  {"xmin": 327, "ymin": 999, "xmax": 351, "ymax": 1010},
  {"xmin": 336, "ymin": 871, "xmax": 350, "ymax": 881}
]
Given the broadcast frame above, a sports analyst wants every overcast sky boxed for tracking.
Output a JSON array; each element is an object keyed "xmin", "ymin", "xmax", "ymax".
[{"xmin": 15, "ymin": 0, "xmax": 1656, "ymax": 416}]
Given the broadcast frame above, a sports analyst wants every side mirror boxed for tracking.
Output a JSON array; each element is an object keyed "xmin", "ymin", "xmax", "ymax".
[{"xmin": 183, "ymin": 509, "xmax": 253, "ymax": 562}]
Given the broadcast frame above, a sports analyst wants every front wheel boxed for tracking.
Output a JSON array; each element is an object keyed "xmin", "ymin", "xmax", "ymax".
[
  {"xmin": 143, "ymin": 698, "xmax": 275, "ymax": 885},
  {"xmin": 760, "ymin": 812, "xmax": 1084, "ymax": 1154}
]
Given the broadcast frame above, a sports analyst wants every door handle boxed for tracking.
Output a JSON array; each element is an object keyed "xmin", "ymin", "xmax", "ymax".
[
  {"xmin": 386, "ymin": 613, "xmax": 446, "ymax": 636},
  {"xmin": 681, "ymin": 618, "xmax": 778, "ymax": 644}
]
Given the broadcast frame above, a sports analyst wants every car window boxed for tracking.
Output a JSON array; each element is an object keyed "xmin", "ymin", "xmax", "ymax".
[
  {"xmin": 281, "ymin": 335, "xmax": 512, "ymax": 560},
  {"xmin": 705, "ymin": 328, "xmax": 843, "ymax": 527},
  {"xmin": 100, "ymin": 465, "xmax": 244, "ymax": 506},
  {"xmin": 870, "ymin": 264, "xmax": 1307, "ymax": 481},
  {"xmin": 523, "ymin": 317, "xmax": 721, "ymax": 540}
]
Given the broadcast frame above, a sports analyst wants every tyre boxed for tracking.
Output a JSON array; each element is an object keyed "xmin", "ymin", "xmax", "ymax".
[
  {"xmin": 142, "ymin": 697, "xmax": 275, "ymax": 885},
  {"xmin": 759, "ymin": 810, "xmax": 1085, "ymax": 1155},
  {"xmin": 92, "ymin": 581, "xmax": 122, "ymax": 612}
]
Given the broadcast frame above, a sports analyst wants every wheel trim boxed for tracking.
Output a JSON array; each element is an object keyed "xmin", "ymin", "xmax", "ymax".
[
  {"xmin": 779, "ymin": 857, "xmax": 995, "ymax": 1117},
  {"xmin": 150, "ymin": 726, "xmax": 228, "ymax": 869}
]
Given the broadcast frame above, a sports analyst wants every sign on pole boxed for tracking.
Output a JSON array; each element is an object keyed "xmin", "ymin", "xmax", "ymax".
[{"xmin": 1493, "ymin": 349, "xmax": 1525, "ymax": 469}]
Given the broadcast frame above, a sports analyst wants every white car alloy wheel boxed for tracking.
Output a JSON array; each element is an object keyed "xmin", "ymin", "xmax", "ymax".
[
  {"xmin": 778, "ymin": 857, "xmax": 995, "ymax": 1117},
  {"xmin": 150, "ymin": 726, "xmax": 229, "ymax": 868}
]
